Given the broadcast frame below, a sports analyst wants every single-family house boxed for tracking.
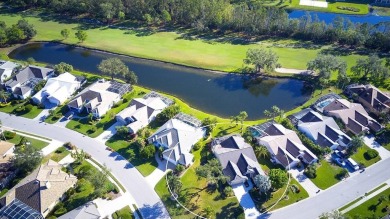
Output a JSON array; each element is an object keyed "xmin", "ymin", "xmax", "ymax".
[
  {"xmin": 211, "ymin": 134, "xmax": 264, "ymax": 186},
  {"xmin": 67, "ymin": 79, "xmax": 131, "ymax": 118},
  {"xmin": 290, "ymin": 109, "xmax": 351, "ymax": 150},
  {"xmin": 0, "ymin": 60, "xmax": 18, "ymax": 83},
  {"xmin": 58, "ymin": 202, "xmax": 100, "ymax": 219},
  {"xmin": 252, "ymin": 122, "xmax": 318, "ymax": 170},
  {"xmin": 148, "ymin": 113, "xmax": 205, "ymax": 167},
  {"xmin": 345, "ymin": 84, "xmax": 390, "ymax": 116},
  {"xmin": 32, "ymin": 72, "xmax": 86, "ymax": 106},
  {"xmin": 0, "ymin": 141, "xmax": 15, "ymax": 190},
  {"xmin": 5, "ymin": 65, "xmax": 54, "ymax": 99},
  {"xmin": 323, "ymin": 99, "xmax": 383, "ymax": 135},
  {"xmin": 0, "ymin": 160, "xmax": 77, "ymax": 218},
  {"xmin": 116, "ymin": 91, "xmax": 173, "ymax": 134}
]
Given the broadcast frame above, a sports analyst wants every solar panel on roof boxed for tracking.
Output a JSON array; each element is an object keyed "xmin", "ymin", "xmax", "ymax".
[{"xmin": 0, "ymin": 199, "xmax": 43, "ymax": 219}]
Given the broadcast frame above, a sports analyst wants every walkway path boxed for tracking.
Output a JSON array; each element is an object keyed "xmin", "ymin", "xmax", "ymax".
[
  {"xmin": 289, "ymin": 167, "xmax": 321, "ymax": 196},
  {"xmin": 232, "ymin": 181, "xmax": 260, "ymax": 219},
  {"xmin": 364, "ymin": 134, "xmax": 390, "ymax": 160},
  {"xmin": 95, "ymin": 121, "xmax": 120, "ymax": 143},
  {"xmin": 0, "ymin": 113, "xmax": 170, "ymax": 219},
  {"xmin": 275, "ymin": 68, "xmax": 315, "ymax": 75},
  {"xmin": 340, "ymin": 180, "xmax": 390, "ymax": 214},
  {"xmin": 40, "ymin": 139, "xmax": 63, "ymax": 156},
  {"xmin": 263, "ymin": 157, "xmax": 390, "ymax": 219},
  {"xmin": 145, "ymin": 153, "xmax": 175, "ymax": 188}
]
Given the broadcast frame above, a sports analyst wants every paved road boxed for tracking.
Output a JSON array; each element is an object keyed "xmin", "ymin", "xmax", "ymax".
[
  {"xmin": 263, "ymin": 157, "xmax": 390, "ymax": 219},
  {"xmin": 0, "ymin": 113, "xmax": 170, "ymax": 219}
]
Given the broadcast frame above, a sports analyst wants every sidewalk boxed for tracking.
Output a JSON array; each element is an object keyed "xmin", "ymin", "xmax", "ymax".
[
  {"xmin": 41, "ymin": 139, "xmax": 63, "ymax": 156},
  {"xmin": 363, "ymin": 135, "xmax": 390, "ymax": 160},
  {"xmin": 340, "ymin": 180, "xmax": 390, "ymax": 214},
  {"xmin": 289, "ymin": 167, "xmax": 321, "ymax": 196}
]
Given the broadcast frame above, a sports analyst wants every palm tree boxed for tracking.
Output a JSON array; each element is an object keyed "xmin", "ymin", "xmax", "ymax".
[
  {"xmin": 0, "ymin": 90, "xmax": 10, "ymax": 104},
  {"xmin": 167, "ymin": 173, "xmax": 182, "ymax": 198},
  {"xmin": 255, "ymin": 145, "xmax": 269, "ymax": 159}
]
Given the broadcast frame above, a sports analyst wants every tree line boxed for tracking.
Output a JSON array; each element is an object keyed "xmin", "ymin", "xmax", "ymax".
[
  {"xmin": 5, "ymin": 0, "xmax": 390, "ymax": 52},
  {"xmin": 0, "ymin": 19, "xmax": 36, "ymax": 47}
]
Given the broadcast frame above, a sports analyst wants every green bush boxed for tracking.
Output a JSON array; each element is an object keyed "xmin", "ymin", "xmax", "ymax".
[
  {"xmin": 364, "ymin": 149, "xmax": 379, "ymax": 160},
  {"xmin": 14, "ymin": 105, "xmax": 26, "ymax": 113},
  {"xmin": 54, "ymin": 207, "xmax": 67, "ymax": 217},
  {"xmin": 122, "ymin": 97, "xmax": 129, "ymax": 103},
  {"xmin": 336, "ymin": 169, "xmax": 349, "ymax": 180},
  {"xmin": 304, "ymin": 164, "xmax": 317, "ymax": 179},
  {"xmin": 175, "ymin": 164, "xmax": 185, "ymax": 173},
  {"xmin": 3, "ymin": 131, "xmax": 16, "ymax": 139},
  {"xmin": 192, "ymin": 142, "xmax": 201, "ymax": 151},
  {"xmin": 224, "ymin": 186, "xmax": 234, "ymax": 197}
]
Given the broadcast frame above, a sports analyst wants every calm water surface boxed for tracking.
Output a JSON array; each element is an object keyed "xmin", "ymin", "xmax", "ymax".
[
  {"xmin": 9, "ymin": 43, "xmax": 311, "ymax": 119},
  {"xmin": 289, "ymin": 10, "xmax": 390, "ymax": 24}
]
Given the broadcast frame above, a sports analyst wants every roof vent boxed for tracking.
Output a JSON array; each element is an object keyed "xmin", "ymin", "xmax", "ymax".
[{"xmin": 45, "ymin": 181, "xmax": 51, "ymax": 189}]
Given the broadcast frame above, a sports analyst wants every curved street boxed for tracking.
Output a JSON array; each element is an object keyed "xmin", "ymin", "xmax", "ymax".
[
  {"xmin": 0, "ymin": 112, "xmax": 170, "ymax": 219},
  {"xmin": 263, "ymin": 157, "xmax": 390, "ymax": 219}
]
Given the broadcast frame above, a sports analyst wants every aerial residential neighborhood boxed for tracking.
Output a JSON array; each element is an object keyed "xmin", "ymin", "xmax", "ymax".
[{"xmin": 0, "ymin": 1, "xmax": 390, "ymax": 219}]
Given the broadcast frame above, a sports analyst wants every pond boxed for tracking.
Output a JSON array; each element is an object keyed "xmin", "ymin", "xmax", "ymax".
[
  {"xmin": 9, "ymin": 43, "xmax": 311, "ymax": 120},
  {"xmin": 289, "ymin": 10, "xmax": 390, "ymax": 25}
]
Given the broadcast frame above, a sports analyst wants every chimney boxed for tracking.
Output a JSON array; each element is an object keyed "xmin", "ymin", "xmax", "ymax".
[{"xmin": 45, "ymin": 181, "xmax": 51, "ymax": 189}]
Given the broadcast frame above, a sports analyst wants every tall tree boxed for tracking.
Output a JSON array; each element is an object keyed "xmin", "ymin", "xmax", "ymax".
[
  {"xmin": 319, "ymin": 78, "xmax": 330, "ymax": 94},
  {"xmin": 237, "ymin": 111, "xmax": 248, "ymax": 132},
  {"xmin": 0, "ymin": 90, "xmax": 11, "ymax": 104},
  {"xmin": 307, "ymin": 54, "xmax": 347, "ymax": 79},
  {"xmin": 61, "ymin": 29, "xmax": 70, "ymax": 39},
  {"xmin": 87, "ymin": 164, "xmax": 110, "ymax": 197},
  {"xmin": 123, "ymin": 70, "xmax": 138, "ymax": 84},
  {"xmin": 75, "ymin": 30, "xmax": 87, "ymax": 42},
  {"xmin": 16, "ymin": 19, "xmax": 36, "ymax": 39},
  {"xmin": 243, "ymin": 48, "xmax": 280, "ymax": 73},
  {"xmin": 268, "ymin": 169, "xmax": 288, "ymax": 190},
  {"xmin": 11, "ymin": 143, "xmax": 43, "ymax": 174},
  {"xmin": 202, "ymin": 117, "xmax": 218, "ymax": 135},
  {"xmin": 351, "ymin": 55, "xmax": 389, "ymax": 80},
  {"xmin": 264, "ymin": 105, "xmax": 284, "ymax": 121},
  {"xmin": 255, "ymin": 145, "xmax": 269, "ymax": 159},
  {"xmin": 98, "ymin": 58, "xmax": 130, "ymax": 80},
  {"xmin": 166, "ymin": 172, "xmax": 182, "ymax": 198},
  {"xmin": 253, "ymin": 174, "xmax": 271, "ymax": 194},
  {"xmin": 54, "ymin": 62, "xmax": 73, "ymax": 74},
  {"xmin": 347, "ymin": 136, "xmax": 364, "ymax": 155},
  {"xmin": 196, "ymin": 158, "xmax": 228, "ymax": 187}
]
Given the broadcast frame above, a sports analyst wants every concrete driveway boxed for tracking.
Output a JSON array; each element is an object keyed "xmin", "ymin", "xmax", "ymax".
[
  {"xmin": 0, "ymin": 112, "xmax": 170, "ymax": 219},
  {"xmin": 364, "ymin": 134, "xmax": 390, "ymax": 159},
  {"xmin": 288, "ymin": 167, "xmax": 320, "ymax": 196},
  {"xmin": 232, "ymin": 181, "xmax": 260, "ymax": 219}
]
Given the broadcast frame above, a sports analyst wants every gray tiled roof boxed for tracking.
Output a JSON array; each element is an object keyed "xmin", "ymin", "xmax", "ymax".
[
  {"xmin": 58, "ymin": 202, "xmax": 100, "ymax": 219},
  {"xmin": 5, "ymin": 66, "xmax": 52, "ymax": 87}
]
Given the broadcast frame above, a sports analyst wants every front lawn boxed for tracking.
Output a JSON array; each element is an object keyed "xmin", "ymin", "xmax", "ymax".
[
  {"xmin": 0, "ymin": 100, "xmax": 43, "ymax": 119},
  {"xmin": 66, "ymin": 89, "xmax": 140, "ymax": 138},
  {"xmin": 42, "ymin": 146, "xmax": 70, "ymax": 163},
  {"xmin": 105, "ymin": 134, "xmax": 158, "ymax": 177},
  {"xmin": 155, "ymin": 140, "xmax": 244, "ymax": 219},
  {"xmin": 310, "ymin": 160, "xmax": 343, "ymax": 190},
  {"xmin": 250, "ymin": 177, "xmax": 309, "ymax": 212},
  {"xmin": 7, "ymin": 133, "xmax": 50, "ymax": 150},
  {"xmin": 345, "ymin": 187, "xmax": 390, "ymax": 218},
  {"xmin": 350, "ymin": 145, "xmax": 381, "ymax": 167},
  {"xmin": 112, "ymin": 206, "xmax": 133, "ymax": 219},
  {"xmin": 50, "ymin": 160, "xmax": 119, "ymax": 217}
]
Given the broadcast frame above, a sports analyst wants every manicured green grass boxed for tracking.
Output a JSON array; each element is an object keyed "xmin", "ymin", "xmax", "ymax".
[
  {"xmin": 310, "ymin": 160, "xmax": 343, "ymax": 189},
  {"xmin": 0, "ymin": 9, "xmax": 365, "ymax": 75},
  {"xmin": 42, "ymin": 146, "xmax": 70, "ymax": 163},
  {"xmin": 260, "ymin": 177, "xmax": 309, "ymax": 211},
  {"xmin": 155, "ymin": 139, "xmax": 244, "ymax": 219},
  {"xmin": 7, "ymin": 133, "xmax": 50, "ymax": 150},
  {"xmin": 351, "ymin": 145, "xmax": 381, "ymax": 167},
  {"xmin": 345, "ymin": 187, "xmax": 390, "ymax": 218},
  {"xmin": 112, "ymin": 206, "xmax": 134, "ymax": 219},
  {"xmin": 105, "ymin": 134, "xmax": 158, "ymax": 177},
  {"xmin": 66, "ymin": 89, "xmax": 139, "ymax": 138},
  {"xmin": 339, "ymin": 183, "xmax": 388, "ymax": 212},
  {"xmin": 0, "ymin": 100, "xmax": 43, "ymax": 119},
  {"xmin": 265, "ymin": 0, "xmax": 369, "ymax": 15}
]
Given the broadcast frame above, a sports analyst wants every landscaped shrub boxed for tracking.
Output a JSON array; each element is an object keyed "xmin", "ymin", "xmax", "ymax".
[
  {"xmin": 122, "ymin": 97, "xmax": 129, "ymax": 103},
  {"xmin": 14, "ymin": 105, "xmax": 26, "ymax": 113},
  {"xmin": 63, "ymin": 142, "xmax": 76, "ymax": 150},
  {"xmin": 223, "ymin": 186, "xmax": 234, "ymax": 197},
  {"xmin": 336, "ymin": 169, "xmax": 349, "ymax": 180},
  {"xmin": 192, "ymin": 142, "xmax": 201, "ymax": 151},
  {"xmin": 336, "ymin": 6, "xmax": 360, "ymax": 12},
  {"xmin": 364, "ymin": 149, "xmax": 379, "ymax": 160},
  {"xmin": 289, "ymin": 184, "xmax": 300, "ymax": 193},
  {"xmin": 304, "ymin": 164, "xmax": 317, "ymax": 179},
  {"xmin": 3, "ymin": 131, "xmax": 16, "ymax": 139},
  {"xmin": 37, "ymin": 103, "xmax": 45, "ymax": 109},
  {"xmin": 76, "ymin": 179, "xmax": 89, "ymax": 192},
  {"xmin": 54, "ymin": 207, "xmax": 66, "ymax": 217},
  {"xmin": 175, "ymin": 164, "xmax": 185, "ymax": 174},
  {"xmin": 140, "ymin": 144, "xmax": 156, "ymax": 159}
]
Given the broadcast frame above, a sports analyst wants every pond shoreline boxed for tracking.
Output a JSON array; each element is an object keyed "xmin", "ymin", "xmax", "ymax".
[{"xmin": 8, "ymin": 41, "xmax": 313, "ymax": 82}]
